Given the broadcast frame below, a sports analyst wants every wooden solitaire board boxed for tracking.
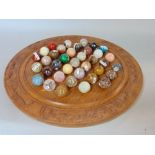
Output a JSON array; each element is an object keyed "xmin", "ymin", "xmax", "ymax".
[{"xmin": 4, "ymin": 35, "xmax": 143, "ymax": 127}]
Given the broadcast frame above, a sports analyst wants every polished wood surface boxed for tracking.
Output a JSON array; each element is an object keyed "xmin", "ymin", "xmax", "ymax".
[{"xmin": 4, "ymin": 35, "xmax": 143, "ymax": 127}]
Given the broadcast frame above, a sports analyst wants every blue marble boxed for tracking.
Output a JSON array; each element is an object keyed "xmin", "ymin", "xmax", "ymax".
[
  {"xmin": 32, "ymin": 74, "xmax": 44, "ymax": 86},
  {"xmin": 112, "ymin": 63, "xmax": 122, "ymax": 72},
  {"xmin": 99, "ymin": 45, "xmax": 108, "ymax": 53}
]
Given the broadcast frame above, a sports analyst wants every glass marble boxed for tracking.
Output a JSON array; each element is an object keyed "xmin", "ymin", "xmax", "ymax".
[
  {"xmin": 39, "ymin": 47, "xmax": 49, "ymax": 56},
  {"xmin": 53, "ymin": 71, "xmax": 65, "ymax": 82},
  {"xmin": 94, "ymin": 65, "xmax": 104, "ymax": 76},
  {"xmin": 90, "ymin": 42, "xmax": 97, "ymax": 50},
  {"xmin": 66, "ymin": 75, "xmax": 77, "ymax": 88},
  {"xmin": 48, "ymin": 42, "xmax": 57, "ymax": 50},
  {"xmin": 41, "ymin": 56, "xmax": 52, "ymax": 66},
  {"xmin": 78, "ymin": 81, "xmax": 91, "ymax": 93},
  {"xmin": 32, "ymin": 74, "xmax": 44, "ymax": 86},
  {"xmin": 99, "ymin": 59, "xmax": 109, "ymax": 68},
  {"xmin": 42, "ymin": 66, "xmax": 53, "ymax": 77},
  {"xmin": 112, "ymin": 63, "xmax": 122, "ymax": 72},
  {"xmin": 59, "ymin": 54, "xmax": 70, "ymax": 63},
  {"xmin": 88, "ymin": 55, "xmax": 98, "ymax": 64},
  {"xmin": 49, "ymin": 50, "xmax": 59, "ymax": 59},
  {"xmin": 99, "ymin": 45, "xmax": 108, "ymax": 53},
  {"xmin": 70, "ymin": 57, "xmax": 80, "ymax": 68},
  {"xmin": 55, "ymin": 85, "xmax": 68, "ymax": 97},
  {"xmin": 51, "ymin": 59, "xmax": 62, "ymax": 71},
  {"xmin": 93, "ymin": 48, "xmax": 103, "ymax": 59},
  {"xmin": 32, "ymin": 62, "xmax": 42, "ymax": 73},
  {"xmin": 66, "ymin": 48, "xmax": 76, "ymax": 57},
  {"xmin": 106, "ymin": 70, "xmax": 117, "ymax": 80},
  {"xmin": 62, "ymin": 64, "xmax": 73, "ymax": 74},
  {"xmin": 74, "ymin": 67, "xmax": 85, "ymax": 79},
  {"xmin": 43, "ymin": 79, "xmax": 56, "ymax": 91},
  {"xmin": 74, "ymin": 43, "xmax": 82, "ymax": 52},
  {"xmin": 86, "ymin": 73, "xmax": 98, "ymax": 84},
  {"xmin": 57, "ymin": 44, "xmax": 66, "ymax": 54},
  {"xmin": 64, "ymin": 40, "xmax": 72, "ymax": 48},
  {"xmin": 105, "ymin": 53, "xmax": 115, "ymax": 62},
  {"xmin": 81, "ymin": 61, "xmax": 91, "ymax": 72},
  {"xmin": 98, "ymin": 76, "xmax": 111, "ymax": 88},
  {"xmin": 80, "ymin": 38, "xmax": 88, "ymax": 47},
  {"xmin": 32, "ymin": 52, "xmax": 41, "ymax": 61},
  {"xmin": 84, "ymin": 46, "xmax": 93, "ymax": 56},
  {"xmin": 77, "ymin": 51, "xmax": 86, "ymax": 61}
]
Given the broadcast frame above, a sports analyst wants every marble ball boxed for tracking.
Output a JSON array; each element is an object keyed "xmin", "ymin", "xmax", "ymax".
[
  {"xmin": 99, "ymin": 59, "xmax": 109, "ymax": 68},
  {"xmin": 43, "ymin": 79, "xmax": 56, "ymax": 91},
  {"xmin": 77, "ymin": 51, "xmax": 86, "ymax": 61},
  {"xmin": 74, "ymin": 67, "xmax": 85, "ymax": 79},
  {"xmin": 90, "ymin": 42, "xmax": 97, "ymax": 50},
  {"xmin": 99, "ymin": 76, "xmax": 111, "ymax": 88},
  {"xmin": 99, "ymin": 45, "xmax": 108, "ymax": 53},
  {"xmin": 86, "ymin": 73, "xmax": 98, "ymax": 84},
  {"xmin": 62, "ymin": 64, "xmax": 73, "ymax": 74},
  {"xmin": 57, "ymin": 44, "xmax": 66, "ymax": 54},
  {"xmin": 84, "ymin": 46, "xmax": 93, "ymax": 56},
  {"xmin": 48, "ymin": 42, "xmax": 57, "ymax": 50},
  {"xmin": 51, "ymin": 59, "xmax": 62, "ymax": 71},
  {"xmin": 74, "ymin": 43, "xmax": 82, "ymax": 52},
  {"xmin": 32, "ymin": 52, "xmax": 41, "ymax": 61},
  {"xmin": 80, "ymin": 38, "xmax": 88, "ymax": 47},
  {"xmin": 112, "ymin": 63, "xmax": 122, "ymax": 72},
  {"xmin": 78, "ymin": 81, "xmax": 91, "ymax": 93},
  {"xmin": 88, "ymin": 55, "xmax": 98, "ymax": 64},
  {"xmin": 70, "ymin": 57, "xmax": 80, "ymax": 68},
  {"xmin": 48, "ymin": 50, "xmax": 59, "ymax": 59},
  {"xmin": 93, "ymin": 48, "xmax": 103, "ymax": 59},
  {"xmin": 32, "ymin": 74, "xmax": 44, "ymax": 86},
  {"xmin": 66, "ymin": 48, "xmax": 76, "ymax": 57},
  {"xmin": 65, "ymin": 75, "xmax": 77, "ymax": 88},
  {"xmin": 106, "ymin": 70, "xmax": 117, "ymax": 80},
  {"xmin": 64, "ymin": 40, "xmax": 72, "ymax": 48},
  {"xmin": 81, "ymin": 61, "xmax": 91, "ymax": 72},
  {"xmin": 53, "ymin": 71, "xmax": 65, "ymax": 83},
  {"xmin": 105, "ymin": 53, "xmax": 115, "ymax": 62},
  {"xmin": 42, "ymin": 66, "xmax": 53, "ymax": 77},
  {"xmin": 55, "ymin": 85, "xmax": 68, "ymax": 97},
  {"xmin": 41, "ymin": 56, "xmax": 52, "ymax": 66},
  {"xmin": 59, "ymin": 54, "xmax": 70, "ymax": 63},
  {"xmin": 32, "ymin": 62, "xmax": 42, "ymax": 73},
  {"xmin": 39, "ymin": 46, "xmax": 49, "ymax": 56},
  {"xmin": 94, "ymin": 65, "xmax": 104, "ymax": 76}
]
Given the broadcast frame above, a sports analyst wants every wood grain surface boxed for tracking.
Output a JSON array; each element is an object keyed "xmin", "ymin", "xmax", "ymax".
[{"xmin": 4, "ymin": 35, "xmax": 143, "ymax": 127}]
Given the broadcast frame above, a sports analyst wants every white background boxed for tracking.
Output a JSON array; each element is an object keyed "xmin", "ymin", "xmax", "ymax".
[{"xmin": 0, "ymin": 19, "xmax": 155, "ymax": 134}]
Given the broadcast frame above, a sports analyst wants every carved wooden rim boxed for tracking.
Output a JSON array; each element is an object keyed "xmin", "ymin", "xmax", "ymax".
[{"xmin": 4, "ymin": 35, "xmax": 143, "ymax": 127}]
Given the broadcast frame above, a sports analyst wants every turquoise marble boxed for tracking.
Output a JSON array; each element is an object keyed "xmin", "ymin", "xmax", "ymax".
[
  {"xmin": 99, "ymin": 45, "xmax": 108, "ymax": 53},
  {"xmin": 32, "ymin": 74, "xmax": 44, "ymax": 86}
]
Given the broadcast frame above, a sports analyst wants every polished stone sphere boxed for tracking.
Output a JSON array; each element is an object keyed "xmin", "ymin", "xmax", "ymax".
[
  {"xmin": 78, "ymin": 81, "xmax": 91, "ymax": 93},
  {"xmin": 62, "ymin": 64, "xmax": 73, "ymax": 74},
  {"xmin": 65, "ymin": 76, "xmax": 77, "ymax": 88},
  {"xmin": 53, "ymin": 71, "xmax": 65, "ymax": 82},
  {"xmin": 59, "ymin": 54, "xmax": 70, "ymax": 63},
  {"xmin": 39, "ymin": 46, "xmax": 49, "ymax": 56},
  {"xmin": 41, "ymin": 56, "xmax": 52, "ymax": 66},
  {"xmin": 32, "ymin": 74, "xmax": 44, "ymax": 86},
  {"xmin": 74, "ymin": 67, "xmax": 85, "ymax": 79},
  {"xmin": 43, "ymin": 79, "xmax": 56, "ymax": 91},
  {"xmin": 42, "ymin": 66, "xmax": 53, "ymax": 77},
  {"xmin": 31, "ymin": 62, "xmax": 42, "ymax": 73},
  {"xmin": 51, "ymin": 59, "xmax": 62, "ymax": 71}
]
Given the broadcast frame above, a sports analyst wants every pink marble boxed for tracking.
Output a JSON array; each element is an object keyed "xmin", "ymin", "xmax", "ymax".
[
  {"xmin": 53, "ymin": 71, "xmax": 65, "ymax": 82},
  {"xmin": 105, "ymin": 53, "xmax": 115, "ymax": 62}
]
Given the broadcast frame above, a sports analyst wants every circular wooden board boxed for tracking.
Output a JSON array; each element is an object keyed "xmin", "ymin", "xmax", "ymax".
[{"xmin": 4, "ymin": 35, "xmax": 143, "ymax": 127}]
